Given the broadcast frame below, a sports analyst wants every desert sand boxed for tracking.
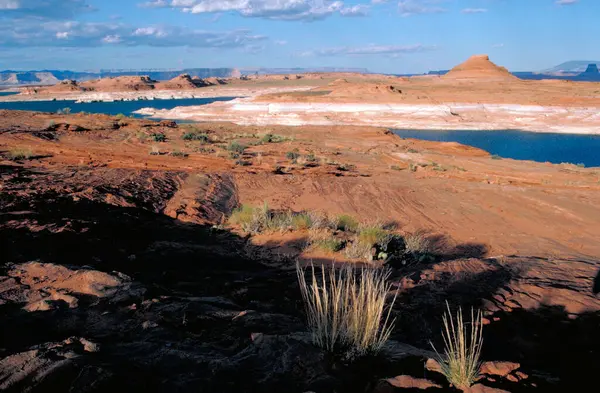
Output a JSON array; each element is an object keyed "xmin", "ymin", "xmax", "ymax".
[{"xmin": 1, "ymin": 109, "xmax": 599, "ymax": 391}]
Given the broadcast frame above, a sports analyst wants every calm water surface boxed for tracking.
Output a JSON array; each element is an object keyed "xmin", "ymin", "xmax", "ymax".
[
  {"xmin": 393, "ymin": 129, "xmax": 600, "ymax": 167},
  {"xmin": 0, "ymin": 96, "xmax": 235, "ymax": 119}
]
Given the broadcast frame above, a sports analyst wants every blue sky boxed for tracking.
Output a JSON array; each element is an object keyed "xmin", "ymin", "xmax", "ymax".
[{"xmin": 0, "ymin": 0, "xmax": 597, "ymax": 73}]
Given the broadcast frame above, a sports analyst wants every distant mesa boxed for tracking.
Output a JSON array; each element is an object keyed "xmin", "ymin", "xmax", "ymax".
[
  {"xmin": 443, "ymin": 54, "xmax": 518, "ymax": 81},
  {"xmin": 583, "ymin": 64, "xmax": 599, "ymax": 74}
]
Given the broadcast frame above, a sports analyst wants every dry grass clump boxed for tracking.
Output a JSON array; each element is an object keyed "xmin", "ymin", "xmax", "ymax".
[
  {"xmin": 431, "ymin": 302, "xmax": 484, "ymax": 391},
  {"xmin": 7, "ymin": 148, "xmax": 34, "ymax": 161},
  {"xmin": 291, "ymin": 213, "xmax": 313, "ymax": 230},
  {"xmin": 296, "ymin": 263, "xmax": 397, "ymax": 357},
  {"xmin": 358, "ymin": 226, "xmax": 389, "ymax": 246},
  {"xmin": 404, "ymin": 230, "xmax": 433, "ymax": 254}
]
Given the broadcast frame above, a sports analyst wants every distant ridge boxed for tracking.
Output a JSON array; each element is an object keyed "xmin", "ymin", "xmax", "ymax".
[{"xmin": 543, "ymin": 60, "xmax": 600, "ymax": 73}]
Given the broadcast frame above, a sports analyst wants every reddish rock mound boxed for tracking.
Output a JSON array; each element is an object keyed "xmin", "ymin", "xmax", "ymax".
[
  {"xmin": 80, "ymin": 75, "xmax": 157, "ymax": 92},
  {"xmin": 157, "ymin": 74, "xmax": 203, "ymax": 90},
  {"xmin": 443, "ymin": 54, "xmax": 518, "ymax": 81}
]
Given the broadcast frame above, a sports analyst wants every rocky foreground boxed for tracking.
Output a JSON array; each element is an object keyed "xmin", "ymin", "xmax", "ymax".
[{"xmin": 1, "ymin": 111, "xmax": 599, "ymax": 392}]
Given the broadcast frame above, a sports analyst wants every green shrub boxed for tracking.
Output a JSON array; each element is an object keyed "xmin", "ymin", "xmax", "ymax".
[
  {"xmin": 56, "ymin": 107, "xmax": 71, "ymax": 115},
  {"xmin": 576, "ymin": 163, "xmax": 585, "ymax": 168},
  {"xmin": 390, "ymin": 165, "xmax": 403, "ymax": 171},
  {"xmin": 169, "ymin": 150, "xmax": 189, "ymax": 158},
  {"xmin": 431, "ymin": 303, "xmax": 484, "ymax": 391},
  {"xmin": 286, "ymin": 150, "xmax": 300, "ymax": 161},
  {"xmin": 337, "ymin": 163, "xmax": 355, "ymax": 172},
  {"xmin": 115, "ymin": 113, "xmax": 126, "ymax": 119},
  {"xmin": 312, "ymin": 237, "xmax": 344, "ymax": 253},
  {"xmin": 235, "ymin": 159, "xmax": 252, "ymax": 166},
  {"xmin": 182, "ymin": 132, "xmax": 209, "ymax": 142},
  {"xmin": 151, "ymin": 133, "xmax": 166, "ymax": 142},
  {"xmin": 228, "ymin": 203, "xmax": 270, "ymax": 234},
  {"xmin": 7, "ymin": 147, "xmax": 34, "ymax": 161},
  {"xmin": 226, "ymin": 140, "xmax": 246, "ymax": 154},
  {"xmin": 358, "ymin": 226, "xmax": 389, "ymax": 246},
  {"xmin": 490, "ymin": 154, "xmax": 502, "ymax": 160},
  {"xmin": 336, "ymin": 214, "xmax": 359, "ymax": 232},
  {"xmin": 292, "ymin": 213, "xmax": 313, "ymax": 231},
  {"xmin": 407, "ymin": 148, "xmax": 419, "ymax": 153},
  {"xmin": 297, "ymin": 264, "xmax": 397, "ymax": 357},
  {"xmin": 260, "ymin": 133, "xmax": 291, "ymax": 143}
]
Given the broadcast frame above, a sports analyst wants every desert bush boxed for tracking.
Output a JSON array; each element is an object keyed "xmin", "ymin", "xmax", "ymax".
[
  {"xmin": 7, "ymin": 147, "xmax": 34, "ymax": 161},
  {"xmin": 115, "ymin": 113, "xmax": 125, "ymax": 119},
  {"xmin": 56, "ymin": 107, "xmax": 71, "ymax": 115},
  {"xmin": 390, "ymin": 165, "xmax": 403, "ymax": 171},
  {"xmin": 490, "ymin": 154, "xmax": 502, "ymax": 160},
  {"xmin": 228, "ymin": 203, "xmax": 270, "ymax": 234},
  {"xmin": 358, "ymin": 226, "xmax": 389, "ymax": 247},
  {"xmin": 336, "ymin": 214, "xmax": 359, "ymax": 232},
  {"xmin": 337, "ymin": 163, "xmax": 355, "ymax": 172},
  {"xmin": 312, "ymin": 237, "xmax": 344, "ymax": 253},
  {"xmin": 182, "ymin": 131, "xmax": 209, "ymax": 142},
  {"xmin": 576, "ymin": 163, "xmax": 585, "ymax": 168},
  {"xmin": 286, "ymin": 150, "xmax": 300, "ymax": 161},
  {"xmin": 343, "ymin": 239, "xmax": 374, "ymax": 260},
  {"xmin": 431, "ymin": 303, "xmax": 483, "ymax": 390},
  {"xmin": 260, "ymin": 133, "xmax": 291, "ymax": 143},
  {"xmin": 296, "ymin": 263, "xmax": 397, "ymax": 357},
  {"xmin": 404, "ymin": 230, "xmax": 432, "ymax": 254},
  {"xmin": 169, "ymin": 150, "xmax": 189, "ymax": 158},
  {"xmin": 291, "ymin": 213, "xmax": 313, "ymax": 231},
  {"xmin": 151, "ymin": 133, "xmax": 166, "ymax": 142},
  {"xmin": 226, "ymin": 140, "xmax": 246, "ymax": 154}
]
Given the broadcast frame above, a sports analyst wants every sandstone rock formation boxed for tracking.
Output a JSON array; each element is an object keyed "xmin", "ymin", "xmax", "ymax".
[{"xmin": 443, "ymin": 55, "xmax": 518, "ymax": 80}]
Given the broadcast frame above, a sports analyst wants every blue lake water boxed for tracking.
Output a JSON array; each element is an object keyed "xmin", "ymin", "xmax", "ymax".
[
  {"xmin": 0, "ymin": 96, "xmax": 235, "ymax": 119},
  {"xmin": 393, "ymin": 129, "xmax": 600, "ymax": 168},
  {"xmin": 0, "ymin": 92, "xmax": 18, "ymax": 96}
]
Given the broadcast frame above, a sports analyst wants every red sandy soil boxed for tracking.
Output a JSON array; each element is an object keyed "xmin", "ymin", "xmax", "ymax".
[{"xmin": 1, "ymin": 110, "xmax": 599, "ymax": 392}]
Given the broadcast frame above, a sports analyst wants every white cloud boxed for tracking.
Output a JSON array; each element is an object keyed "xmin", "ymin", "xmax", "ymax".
[
  {"xmin": 398, "ymin": 0, "xmax": 446, "ymax": 17},
  {"xmin": 0, "ymin": 0, "xmax": 93, "ymax": 18},
  {"xmin": 492, "ymin": 43, "xmax": 504, "ymax": 48},
  {"xmin": 339, "ymin": 4, "xmax": 369, "ymax": 16},
  {"xmin": 274, "ymin": 39, "xmax": 287, "ymax": 45},
  {"xmin": 461, "ymin": 8, "xmax": 486, "ymax": 14},
  {"xmin": 303, "ymin": 43, "xmax": 437, "ymax": 56},
  {"xmin": 102, "ymin": 34, "xmax": 122, "ymax": 43},
  {"xmin": 140, "ymin": 0, "xmax": 367, "ymax": 20},
  {"xmin": 0, "ymin": 19, "xmax": 267, "ymax": 49},
  {"xmin": 555, "ymin": 0, "xmax": 578, "ymax": 5}
]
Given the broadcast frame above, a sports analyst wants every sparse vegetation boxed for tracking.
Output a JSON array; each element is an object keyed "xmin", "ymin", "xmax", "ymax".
[
  {"xmin": 182, "ymin": 131, "xmax": 209, "ymax": 142},
  {"xmin": 169, "ymin": 150, "xmax": 189, "ymax": 158},
  {"xmin": 407, "ymin": 148, "xmax": 419, "ymax": 153},
  {"xmin": 296, "ymin": 264, "xmax": 397, "ymax": 357},
  {"xmin": 358, "ymin": 226, "xmax": 389, "ymax": 247},
  {"xmin": 286, "ymin": 150, "xmax": 300, "ymax": 161},
  {"xmin": 337, "ymin": 163, "xmax": 356, "ymax": 172},
  {"xmin": 343, "ymin": 240, "xmax": 375, "ymax": 260},
  {"xmin": 576, "ymin": 163, "xmax": 585, "ymax": 168},
  {"xmin": 336, "ymin": 214, "xmax": 359, "ymax": 232},
  {"xmin": 291, "ymin": 213, "xmax": 313, "ymax": 230},
  {"xmin": 490, "ymin": 154, "xmax": 502, "ymax": 160},
  {"xmin": 7, "ymin": 147, "xmax": 34, "ymax": 161},
  {"xmin": 312, "ymin": 237, "xmax": 344, "ymax": 253},
  {"xmin": 151, "ymin": 133, "xmax": 166, "ymax": 142},
  {"xmin": 409, "ymin": 163, "xmax": 418, "ymax": 172},
  {"xmin": 431, "ymin": 303, "xmax": 484, "ymax": 391},
  {"xmin": 56, "ymin": 107, "xmax": 71, "ymax": 115},
  {"xmin": 226, "ymin": 140, "xmax": 246, "ymax": 154},
  {"xmin": 404, "ymin": 230, "xmax": 433, "ymax": 255},
  {"xmin": 115, "ymin": 113, "xmax": 126, "ymax": 119},
  {"xmin": 235, "ymin": 159, "xmax": 252, "ymax": 166},
  {"xmin": 390, "ymin": 165, "xmax": 403, "ymax": 171},
  {"xmin": 260, "ymin": 133, "xmax": 292, "ymax": 143}
]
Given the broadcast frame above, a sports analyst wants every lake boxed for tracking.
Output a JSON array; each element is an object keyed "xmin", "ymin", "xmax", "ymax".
[
  {"xmin": 393, "ymin": 129, "xmax": 600, "ymax": 168},
  {"xmin": 0, "ymin": 96, "xmax": 235, "ymax": 119}
]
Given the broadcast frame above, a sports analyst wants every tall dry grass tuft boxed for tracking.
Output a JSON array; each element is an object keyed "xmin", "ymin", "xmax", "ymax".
[
  {"xmin": 296, "ymin": 263, "xmax": 397, "ymax": 357},
  {"xmin": 431, "ymin": 302, "xmax": 484, "ymax": 391}
]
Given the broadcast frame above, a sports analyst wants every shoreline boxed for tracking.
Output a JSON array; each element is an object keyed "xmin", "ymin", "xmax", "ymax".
[{"xmin": 134, "ymin": 99, "xmax": 600, "ymax": 135}]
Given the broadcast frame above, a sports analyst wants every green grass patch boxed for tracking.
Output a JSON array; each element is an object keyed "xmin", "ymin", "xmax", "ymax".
[
  {"xmin": 151, "ymin": 133, "xmax": 166, "ymax": 142},
  {"xmin": 182, "ymin": 131, "xmax": 209, "ymax": 142},
  {"xmin": 336, "ymin": 214, "xmax": 359, "ymax": 232}
]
